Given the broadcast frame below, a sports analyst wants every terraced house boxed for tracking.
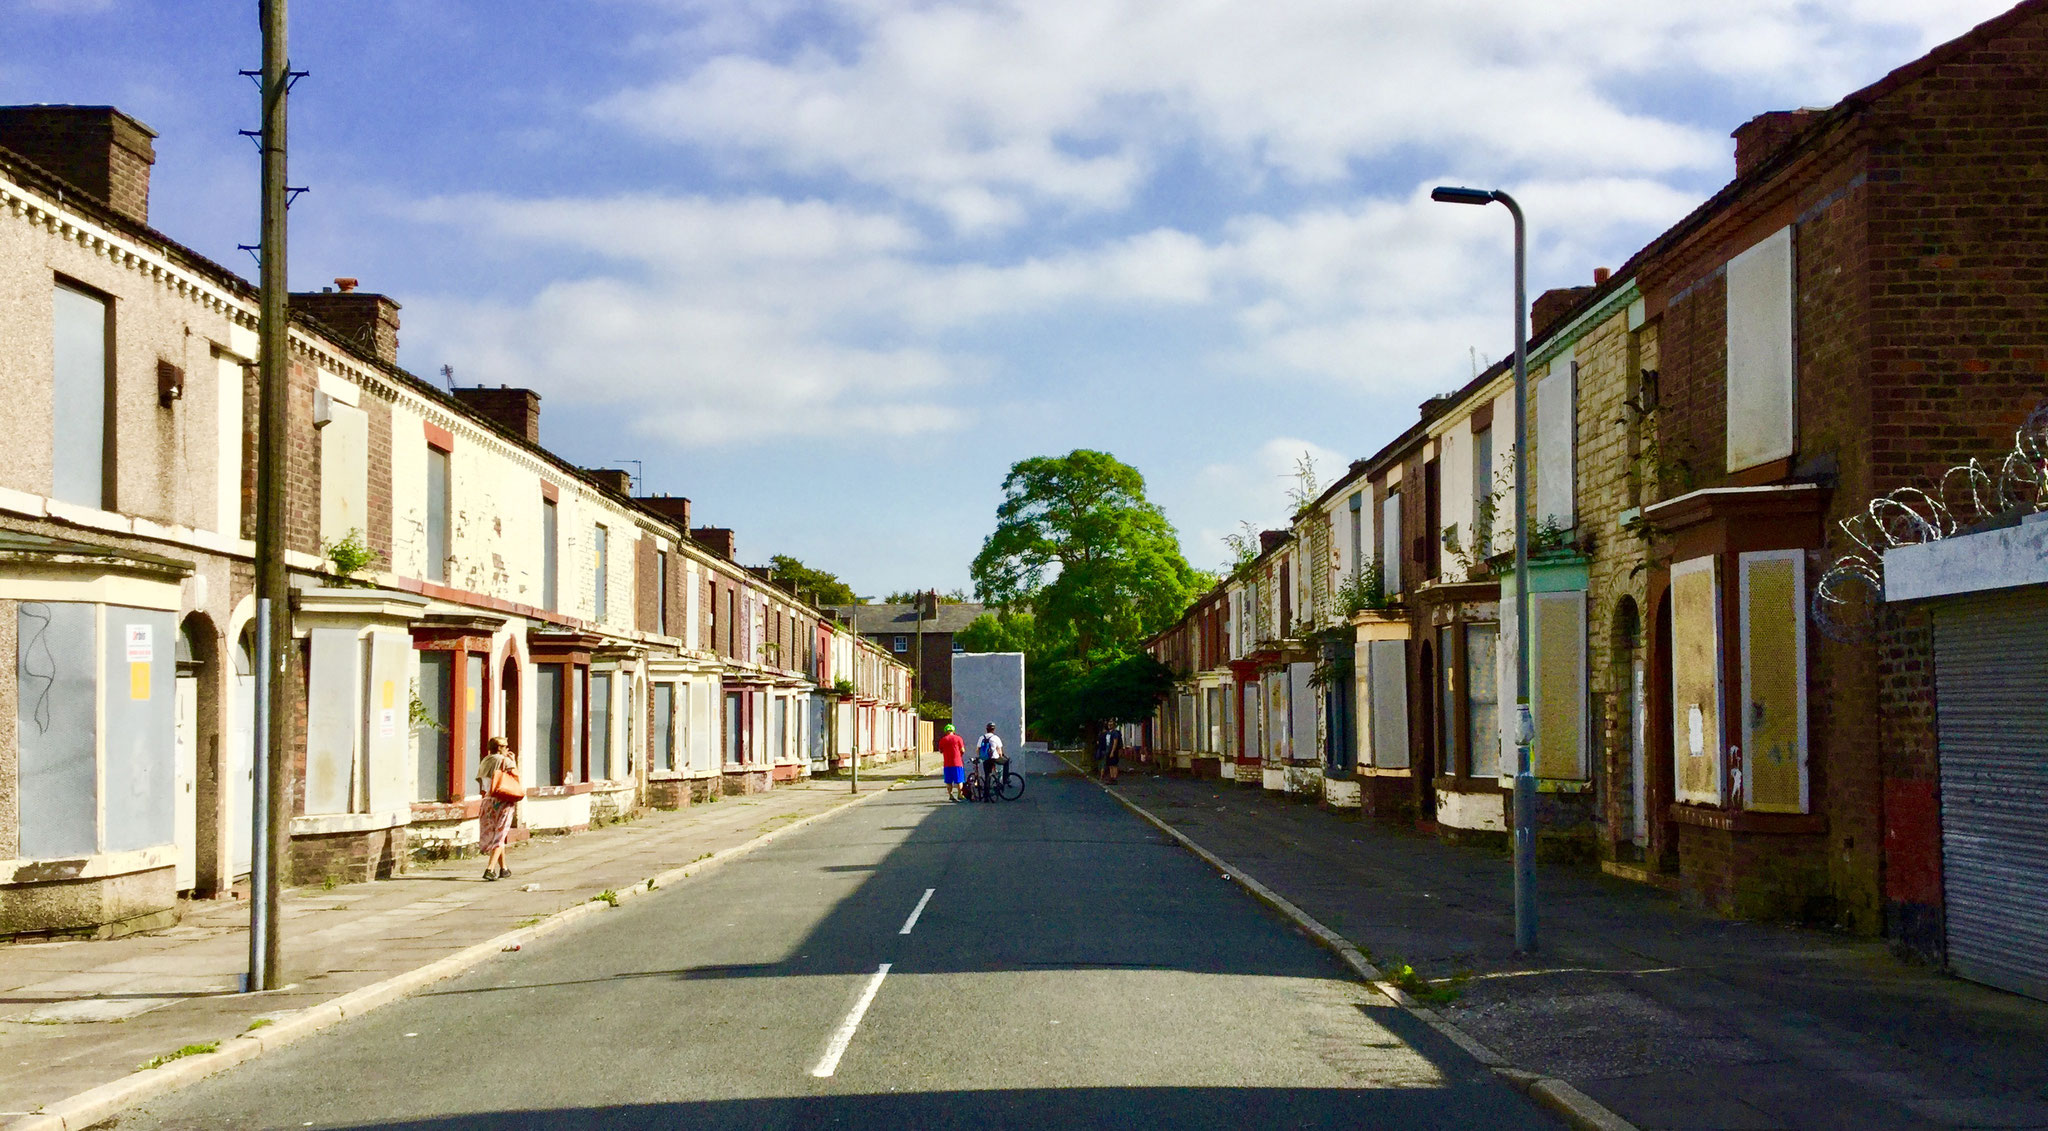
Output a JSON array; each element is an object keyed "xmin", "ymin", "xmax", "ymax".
[
  {"xmin": 1142, "ymin": 0, "xmax": 2048, "ymax": 1002},
  {"xmin": 0, "ymin": 104, "xmax": 917, "ymax": 938}
]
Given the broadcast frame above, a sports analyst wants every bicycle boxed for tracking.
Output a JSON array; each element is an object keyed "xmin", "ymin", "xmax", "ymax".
[{"xmin": 970, "ymin": 757, "xmax": 1025, "ymax": 802}]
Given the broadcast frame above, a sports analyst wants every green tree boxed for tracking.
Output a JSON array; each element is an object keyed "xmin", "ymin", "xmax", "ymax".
[
  {"xmin": 770, "ymin": 555, "xmax": 859, "ymax": 606},
  {"xmin": 970, "ymin": 450, "xmax": 1201, "ymax": 664},
  {"xmin": 955, "ymin": 610, "xmax": 1037, "ymax": 654}
]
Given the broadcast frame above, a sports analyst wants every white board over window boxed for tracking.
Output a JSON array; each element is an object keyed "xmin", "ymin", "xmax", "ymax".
[{"xmin": 1726, "ymin": 226, "xmax": 1796, "ymax": 472}]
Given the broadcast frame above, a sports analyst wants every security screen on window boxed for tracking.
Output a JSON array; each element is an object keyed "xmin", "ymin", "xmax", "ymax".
[{"xmin": 51, "ymin": 283, "xmax": 109, "ymax": 509}]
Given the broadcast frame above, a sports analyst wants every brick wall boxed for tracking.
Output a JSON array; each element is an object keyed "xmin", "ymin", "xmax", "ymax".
[
  {"xmin": 363, "ymin": 390, "xmax": 393, "ymax": 566},
  {"xmin": 1575, "ymin": 305, "xmax": 1656, "ymax": 861},
  {"xmin": 1877, "ymin": 602, "xmax": 1943, "ymax": 960},
  {"xmin": 635, "ymin": 538, "xmax": 658, "ymax": 634}
]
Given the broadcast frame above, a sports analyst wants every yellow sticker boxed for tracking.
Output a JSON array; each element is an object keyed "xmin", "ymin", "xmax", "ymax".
[
  {"xmin": 382, "ymin": 681, "xmax": 395, "ymax": 709},
  {"xmin": 130, "ymin": 661, "xmax": 150, "ymax": 700}
]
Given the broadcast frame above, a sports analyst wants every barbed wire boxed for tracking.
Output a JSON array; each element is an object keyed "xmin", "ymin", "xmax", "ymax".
[{"xmin": 1813, "ymin": 399, "xmax": 2048, "ymax": 643}]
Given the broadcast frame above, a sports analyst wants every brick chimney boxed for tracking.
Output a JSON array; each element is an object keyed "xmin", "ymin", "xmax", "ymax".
[
  {"xmin": 0, "ymin": 105, "xmax": 157, "ymax": 226},
  {"xmin": 585, "ymin": 468, "xmax": 633, "ymax": 496},
  {"xmin": 1531, "ymin": 285, "xmax": 1594, "ymax": 340},
  {"xmin": 636, "ymin": 494, "xmax": 693, "ymax": 531},
  {"xmin": 1258, "ymin": 529, "xmax": 1290, "ymax": 556},
  {"xmin": 290, "ymin": 279, "xmax": 401, "ymax": 365},
  {"xmin": 451, "ymin": 385, "xmax": 541, "ymax": 445},
  {"xmin": 691, "ymin": 527, "xmax": 737, "ymax": 560},
  {"xmin": 1732, "ymin": 109, "xmax": 1819, "ymax": 178}
]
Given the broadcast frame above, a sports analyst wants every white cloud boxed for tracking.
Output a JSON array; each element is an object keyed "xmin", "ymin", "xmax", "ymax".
[
  {"xmin": 1170, "ymin": 435, "xmax": 1351, "ymax": 570},
  {"xmin": 599, "ymin": 0, "xmax": 2013, "ymax": 230}
]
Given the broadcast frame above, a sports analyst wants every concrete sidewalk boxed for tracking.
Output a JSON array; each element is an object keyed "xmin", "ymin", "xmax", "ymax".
[
  {"xmin": 1108, "ymin": 768, "xmax": 2048, "ymax": 1131},
  {"xmin": 0, "ymin": 761, "xmax": 927, "ymax": 1125}
]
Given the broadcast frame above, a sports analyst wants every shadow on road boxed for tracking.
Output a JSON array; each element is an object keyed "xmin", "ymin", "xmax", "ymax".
[{"xmin": 315, "ymin": 1085, "xmax": 1510, "ymax": 1130}]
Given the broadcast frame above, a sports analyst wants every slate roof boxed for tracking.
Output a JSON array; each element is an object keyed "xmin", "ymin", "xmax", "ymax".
[{"xmin": 828, "ymin": 602, "xmax": 987, "ymax": 636}]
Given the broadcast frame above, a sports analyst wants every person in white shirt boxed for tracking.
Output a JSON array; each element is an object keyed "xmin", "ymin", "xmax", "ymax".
[{"xmin": 975, "ymin": 723, "xmax": 1006, "ymax": 802}]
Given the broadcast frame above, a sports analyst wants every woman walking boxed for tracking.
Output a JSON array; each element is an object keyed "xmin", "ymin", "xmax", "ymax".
[{"xmin": 477, "ymin": 736, "xmax": 521, "ymax": 880}]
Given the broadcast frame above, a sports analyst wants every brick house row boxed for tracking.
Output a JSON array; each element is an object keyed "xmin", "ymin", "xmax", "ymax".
[
  {"xmin": 0, "ymin": 105, "xmax": 918, "ymax": 938},
  {"xmin": 1142, "ymin": 0, "xmax": 2048, "ymax": 1002}
]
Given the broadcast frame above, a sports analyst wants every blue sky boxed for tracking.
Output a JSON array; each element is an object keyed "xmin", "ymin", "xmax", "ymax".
[{"xmin": 1, "ymin": 0, "xmax": 2013, "ymax": 595}]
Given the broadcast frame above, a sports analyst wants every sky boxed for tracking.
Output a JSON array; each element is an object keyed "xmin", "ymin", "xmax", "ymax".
[{"xmin": 0, "ymin": 0, "xmax": 2016, "ymax": 596}]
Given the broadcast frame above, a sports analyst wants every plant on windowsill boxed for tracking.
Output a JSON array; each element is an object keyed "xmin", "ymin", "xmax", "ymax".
[
  {"xmin": 323, "ymin": 528, "xmax": 377, "ymax": 585},
  {"xmin": 1335, "ymin": 559, "xmax": 1389, "ymax": 616},
  {"xmin": 831, "ymin": 677, "xmax": 857, "ymax": 698}
]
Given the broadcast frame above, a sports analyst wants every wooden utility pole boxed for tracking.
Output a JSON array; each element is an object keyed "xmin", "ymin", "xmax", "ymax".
[{"xmin": 250, "ymin": 0, "xmax": 292, "ymax": 991}]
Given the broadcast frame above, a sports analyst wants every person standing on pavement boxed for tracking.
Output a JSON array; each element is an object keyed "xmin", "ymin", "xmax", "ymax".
[
  {"xmin": 938, "ymin": 724, "xmax": 967, "ymax": 801},
  {"xmin": 976, "ymin": 722, "xmax": 1005, "ymax": 802},
  {"xmin": 1095, "ymin": 726, "xmax": 1124, "ymax": 783},
  {"xmin": 477, "ymin": 736, "xmax": 520, "ymax": 880}
]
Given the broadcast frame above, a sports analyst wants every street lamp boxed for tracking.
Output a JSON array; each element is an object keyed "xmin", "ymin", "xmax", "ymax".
[{"xmin": 1431, "ymin": 185, "xmax": 1537, "ymax": 953}]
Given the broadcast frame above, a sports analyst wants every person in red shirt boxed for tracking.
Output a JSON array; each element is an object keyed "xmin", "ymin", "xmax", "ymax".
[{"xmin": 937, "ymin": 724, "xmax": 967, "ymax": 801}]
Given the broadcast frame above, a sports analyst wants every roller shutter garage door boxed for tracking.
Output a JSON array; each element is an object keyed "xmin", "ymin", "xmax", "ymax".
[{"xmin": 1933, "ymin": 588, "xmax": 2048, "ymax": 1001}]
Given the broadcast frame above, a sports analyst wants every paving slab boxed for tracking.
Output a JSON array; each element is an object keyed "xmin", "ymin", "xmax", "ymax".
[{"xmin": 1107, "ymin": 766, "xmax": 2048, "ymax": 1131}]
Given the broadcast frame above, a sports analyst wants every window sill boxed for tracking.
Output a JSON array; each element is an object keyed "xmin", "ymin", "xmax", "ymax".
[
  {"xmin": 410, "ymin": 799, "xmax": 481, "ymax": 821},
  {"xmin": 1668, "ymin": 804, "xmax": 1827, "ymax": 835},
  {"xmin": 528, "ymin": 783, "xmax": 594, "ymax": 798}
]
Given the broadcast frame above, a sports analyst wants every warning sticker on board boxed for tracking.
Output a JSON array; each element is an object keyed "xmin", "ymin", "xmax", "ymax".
[{"xmin": 126, "ymin": 624, "xmax": 153, "ymax": 663}]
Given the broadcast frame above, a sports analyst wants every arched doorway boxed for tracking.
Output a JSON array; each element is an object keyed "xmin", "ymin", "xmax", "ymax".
[{"xmin": 498, "ymin": 653, "xmax": 522, "ymax": 754}]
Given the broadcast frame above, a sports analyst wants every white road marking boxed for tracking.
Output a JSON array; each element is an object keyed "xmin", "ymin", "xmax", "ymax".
[
  {"xmin": 810, "ymin": 963, "xmax": 891, "ymax": 1078},
  {"xmin": 899, "ymin": 888, "xmax": 935, "ymax": 935}
]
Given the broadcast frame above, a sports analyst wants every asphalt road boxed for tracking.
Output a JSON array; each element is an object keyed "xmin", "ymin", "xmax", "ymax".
[{"xmin": 113, "ymin": 755, "xmax": 1553, "ymax": 1130}]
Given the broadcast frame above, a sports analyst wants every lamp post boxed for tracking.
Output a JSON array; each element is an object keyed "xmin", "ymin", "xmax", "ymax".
[{"xmin": 1431, "ymin": 185, "xmax": 1537, "ymax": 953}]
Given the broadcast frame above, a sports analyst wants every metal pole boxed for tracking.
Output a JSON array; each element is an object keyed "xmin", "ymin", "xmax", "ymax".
[
  {"xmin": 251, "ymin": 0, "xmax": 292, "ymax": 990},
  {"xmin": 247, "ymin": 598, "xmax": 272, "ymax": 990},
  {"xmin": 1498, "ymin": 190, "xmax": 1538, "ymax": 955}
]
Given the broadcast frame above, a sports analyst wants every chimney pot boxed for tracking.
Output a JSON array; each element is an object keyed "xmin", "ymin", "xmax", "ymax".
[
  {"xmin": 1593, "ymin": 266, "xmax": 1611, "ymax": 285},
  {"xmin": 334, "ymin": 277, "xmax": 358, "ymax": 293}
]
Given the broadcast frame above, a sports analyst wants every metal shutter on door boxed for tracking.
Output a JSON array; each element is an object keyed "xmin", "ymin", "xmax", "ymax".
[{"xmin": 1934, "ymin": 588, "xmax": 2048, "ymax": 1002}]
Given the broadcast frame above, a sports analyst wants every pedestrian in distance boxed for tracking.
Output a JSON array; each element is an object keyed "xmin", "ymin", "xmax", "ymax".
[
  {"xmin": 938, "ymin": 724, "xmax": 967, "ymax": 801},
  {"xmin": 1096, "ymin": 725, "xmax": 1123, "ymax": 784},
  {"xmin": 976, "ymin": 722, "xmax": 1005, "ymax": 802},
  {"xmin": 477, "ymin": 736, "xmax": 523, "ymax": 880}
]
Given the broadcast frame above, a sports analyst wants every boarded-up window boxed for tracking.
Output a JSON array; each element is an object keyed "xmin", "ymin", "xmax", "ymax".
[
  {"xmin": 1381, "ymin": 493, "xmax": 1402, "ymax": 595},
  {"xmin": 591, "ymin": 672, "xmax": 614, "ymax": 781},
  {"xmin": 1535, "ymin": 351, "xmax": 1576, "ymax": 528},
  {"xmin": 592, "ymin": 526, "xmax": 609, "ymax": 622},
  {"xmin": 17, "ymin": 602, "xmax": 101, "ymax": 857},
  {"xmin": 425, "ymin": 446, "xmax": 450, "ymax": 583},
  {"xmin": 416, "ymin": 651, "xmax": 453, "ymax": 803},
  {"xmin": 1366, "ymin": 639, "xmax": 1410, "ymax": 769},
  {"xmin": 51, "ymin": 284, "xmax": 109, "ymax": 509},
  {"xmin": 653, "ymin": 682, "xmax": 675, "ymax": 772},
  {"xmin": 1671, "ymin": 556, "xmax": 1724, "ymax": 805},
  {"xmin": 1466, "ymin": 623, "xmax": 1499, "ymax": 777},
  {"xmin": 1740, "ymin": 551, "xmax": 1807, "ymax": 812},
  {"xmin": 317, "ymin": 398, "xmax": 368, "ymax": 549},
  {"xmin": 1289, "ymin": 662, "xmax": 1317, "ymax": 762},
  {"xmin": 1266, "ymin": 674, "xmax": 1289, "ymax": 761},
  {"xmin": 541, "ymin": 498, "xmax": 559, "ymax": 611},
  {"xmin": 1532, "ymin": 590, "xmax": 1587, "ymax": 780},
  {"xmin": 1726, "ymin": 226, "xmax": 1795, "ymax": 472}
]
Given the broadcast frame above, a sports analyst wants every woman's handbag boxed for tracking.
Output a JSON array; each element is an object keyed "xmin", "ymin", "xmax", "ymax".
[{"xmin": 487, "ymin": 763, "xmax": 525, "ymax": 802}]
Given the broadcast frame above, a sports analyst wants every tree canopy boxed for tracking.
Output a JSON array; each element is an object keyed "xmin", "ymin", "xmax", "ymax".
[
  {"xmin": 965, "ymin": 451, "xmax": 1203, "ymax": 741},
  {"xmin": 769, "ymin": 555, "xmax": 859, "ymax": 607},
  {"xmin": 970, "ymin": 450, "xmax": 1202, "ymax": 663}
]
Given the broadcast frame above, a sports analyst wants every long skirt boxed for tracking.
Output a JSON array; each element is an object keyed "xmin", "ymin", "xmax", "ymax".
[{"xmin": 479, "ymin": 795, "xmax": 515, "ymax": 855}]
